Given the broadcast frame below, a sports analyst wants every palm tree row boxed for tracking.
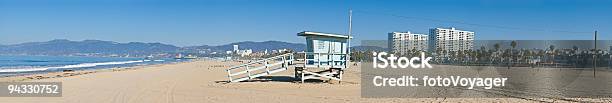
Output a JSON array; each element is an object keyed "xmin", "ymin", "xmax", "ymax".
[{"xmin": 349, "ymin": 41, "xmax": 611, "ymax": 68}]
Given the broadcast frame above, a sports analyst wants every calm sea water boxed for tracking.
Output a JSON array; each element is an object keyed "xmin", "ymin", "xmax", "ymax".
[{"xmin": 0, "ymin": 55, "xmax": 180, "ymax": 77}]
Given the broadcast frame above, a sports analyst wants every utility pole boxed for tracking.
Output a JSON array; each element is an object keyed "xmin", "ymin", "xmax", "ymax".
[
  {"xmin": 593, "ymin": 30, "xmax": 597, "ymax": 78},
  {"xmin": 347, "ymin": 9, "xmax": 352, "ymax": 68}
]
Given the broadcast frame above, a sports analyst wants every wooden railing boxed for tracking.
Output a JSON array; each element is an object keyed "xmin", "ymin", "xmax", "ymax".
[{"xmin": 226, "ymin": 53, "xmax": 294, "ymax": 82}]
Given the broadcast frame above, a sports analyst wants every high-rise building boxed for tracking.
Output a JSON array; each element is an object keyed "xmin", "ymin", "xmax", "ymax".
[
  {"xmin": 233, "ymin": 45, "xmax": 239, "ymax": 53},
  {"xmin": 428, "ymin": 27, "xmax": 474, "ymax": 52},
  {"xmin": 388, "ymin": 32, "xmax": 428, "ymax": 55}
]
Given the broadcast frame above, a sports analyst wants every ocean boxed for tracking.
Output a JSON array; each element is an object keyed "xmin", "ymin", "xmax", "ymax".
[{"xmin": 0, "ymin": 55, "xmax": 181, "ymax": 77}]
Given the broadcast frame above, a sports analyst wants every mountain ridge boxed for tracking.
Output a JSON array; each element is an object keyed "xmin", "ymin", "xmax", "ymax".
[
  {"xmin": 0, "ymin": 39, "xmax": 377, "ymax": 56},
  {"xmin": 188, "ymin": 41, "xmax": 306, "ymax": 52},
  {"xmin": 0, "ymin": 39, "xmax": 307, "ymax": 56},
  {"xmin": 0, "ymin": 39, "xmax": 179, "ymax": 55}
]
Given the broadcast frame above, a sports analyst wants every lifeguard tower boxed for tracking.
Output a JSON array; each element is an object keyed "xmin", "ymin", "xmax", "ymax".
[
  {"xmin": 225, "ymin": 10, "xmax": 354, "ymax": 83},
  {"xmin": 223, "ymin": 31, "xmax": 352, "ymax": 83},
  {"xmin": 295, "ymin": 31, "xmax": 352, "ymax": 83}
]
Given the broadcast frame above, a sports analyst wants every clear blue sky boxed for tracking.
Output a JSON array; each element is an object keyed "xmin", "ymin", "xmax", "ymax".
[{"xmin": 0, "ymin": 0, "xmax": 610, "ymax": 46}]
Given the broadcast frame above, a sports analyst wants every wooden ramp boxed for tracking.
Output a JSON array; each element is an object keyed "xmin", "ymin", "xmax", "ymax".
[
  {"xmin": 225, "ymin": 52, "xmax": 350, "ymax": 83},
  {"xmin": 225, "ymin": 53, "xmax": 294, "ymax": 82}
]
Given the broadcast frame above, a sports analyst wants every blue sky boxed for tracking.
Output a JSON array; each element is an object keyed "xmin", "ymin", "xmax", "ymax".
[{"xmin": 0, "ymin": 0, "xmax": 610, "ymax": 46}]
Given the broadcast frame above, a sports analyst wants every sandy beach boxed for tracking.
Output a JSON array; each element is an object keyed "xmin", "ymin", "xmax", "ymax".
[{"xmin": 0, "ymin": 60, "xmax": 608, "ymax": 103}]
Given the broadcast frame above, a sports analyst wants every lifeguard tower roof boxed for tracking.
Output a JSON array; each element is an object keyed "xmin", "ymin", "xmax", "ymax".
[{"xmin": 297, "ymin": 31, "xmax": 353, "ymax": 39}]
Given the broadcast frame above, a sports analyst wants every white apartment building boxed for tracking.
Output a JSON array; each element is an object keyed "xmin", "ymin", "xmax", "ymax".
[
  {"xmin": 428, "ymin": 27, "xmax": 475, "ymax": 52},
  {"xmin": 239, "ymin": 49, "xmax": 252, "ymax": 57},
  {"xmin": 233, "ymin": 45, "xmax": 239, "ymax": 53},
  {"xmin": 388, "ymin": 32, "xmax": 428, "ymax": 55}
]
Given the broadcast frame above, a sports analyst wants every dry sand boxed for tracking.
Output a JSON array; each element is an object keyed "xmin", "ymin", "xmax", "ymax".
[{"xmin": 0, "ymin": 60, "xmax": 602, "ymax": 103}]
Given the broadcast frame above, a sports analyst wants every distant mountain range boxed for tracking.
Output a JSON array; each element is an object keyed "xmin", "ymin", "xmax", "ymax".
[
  {"xmin": 186, "ymin": 41, "xmax": 306, "ymax": 52},
  {"xmin": 0, "ymin": 39, "xmax": 383, "ymax": 56},
  {"xmin": 350, "ymin": 45, "xmax": 388, "ymax": 51},
  {"xmin": 0, "ymin": 39, "xmax": 179, "ymax": 55},
  {"xmin": 0, "ymin": 39, "xmax": 307, "ymax": 56}
]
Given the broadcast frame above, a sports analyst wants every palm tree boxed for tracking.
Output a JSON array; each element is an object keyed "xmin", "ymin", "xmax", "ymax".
[
  {"xmin": 549, "ymin": 45, "xmax": 556, "ymax": 52},
  {"xmin": 435, "ymin": 47, "xmax": 443, "ymax": 63},
  {"xmin": 449, "ymin": 51, "xmax": 456, "ymax": 63},
  {"xmin": 524, "ymin": 49, "xmax": 533, "ymax": 67},
  {"xmin": 468, "ymin": 50, "xmax": 476, "ymax": 63},
  {"xmin": 549, "ymin": 45, "xmax": 556, "ymax": 67},
  {"xmin": 510, "ymin": 41, "xmax": 517, "ymax": 67},
  {"xmin": 494, "ymin": 43, "xmax": 501, "ymax": 51},
  {"xmin": 457, "ymin": 50, "xmax": 465, "ymax": 65},
  {"xmin": 572, "ymin": 46, "xmax": 579, "ymax": 67},
  {"xmin": 494, "ymin": 43, "xmax": 501, "ymax": 62},
  {"xmin": 479, "ymin": 46, "xmax": 486, "ymax": 63}
]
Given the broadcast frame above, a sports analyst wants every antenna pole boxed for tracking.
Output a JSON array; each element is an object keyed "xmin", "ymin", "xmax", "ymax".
[
  {"xmin": 593, "ymin": 30, "xmax": 597, "ymax": 78},
  {"xmin": 349, "ymin": 10, "xmax": 353, "ymax": 37},
  {"xmin": 347, "ymin": 9, "xmax": 352, "ymax": 67}
]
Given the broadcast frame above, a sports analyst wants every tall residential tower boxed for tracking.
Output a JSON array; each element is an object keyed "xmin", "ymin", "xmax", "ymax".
[
  {"xmin": 388, "ymin": 32, "xmax": 428, "ymax": 55},
  {"xmin": 428, "ymin": 27, "xmax": 475, "ymax": 52}
]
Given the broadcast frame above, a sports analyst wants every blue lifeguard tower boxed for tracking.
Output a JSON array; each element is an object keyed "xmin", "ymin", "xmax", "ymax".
[
  {"xmin": 224, "ymin": 10, "xmax": 355, "ymax": 83},
  {"xmin": 296, "ymin": 31, "xmax": 352, "ymax": 83}
]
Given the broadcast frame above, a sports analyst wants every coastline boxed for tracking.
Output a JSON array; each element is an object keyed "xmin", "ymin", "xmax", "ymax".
[{"xmin": 0, "ymin": 59, "xmax": 190, "ymax": 82}]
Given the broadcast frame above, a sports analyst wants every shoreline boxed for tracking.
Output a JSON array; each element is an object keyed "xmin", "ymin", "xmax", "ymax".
[{"xmin": 0, "ymin": 59, "xmax": 193, "ymax": 82}]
